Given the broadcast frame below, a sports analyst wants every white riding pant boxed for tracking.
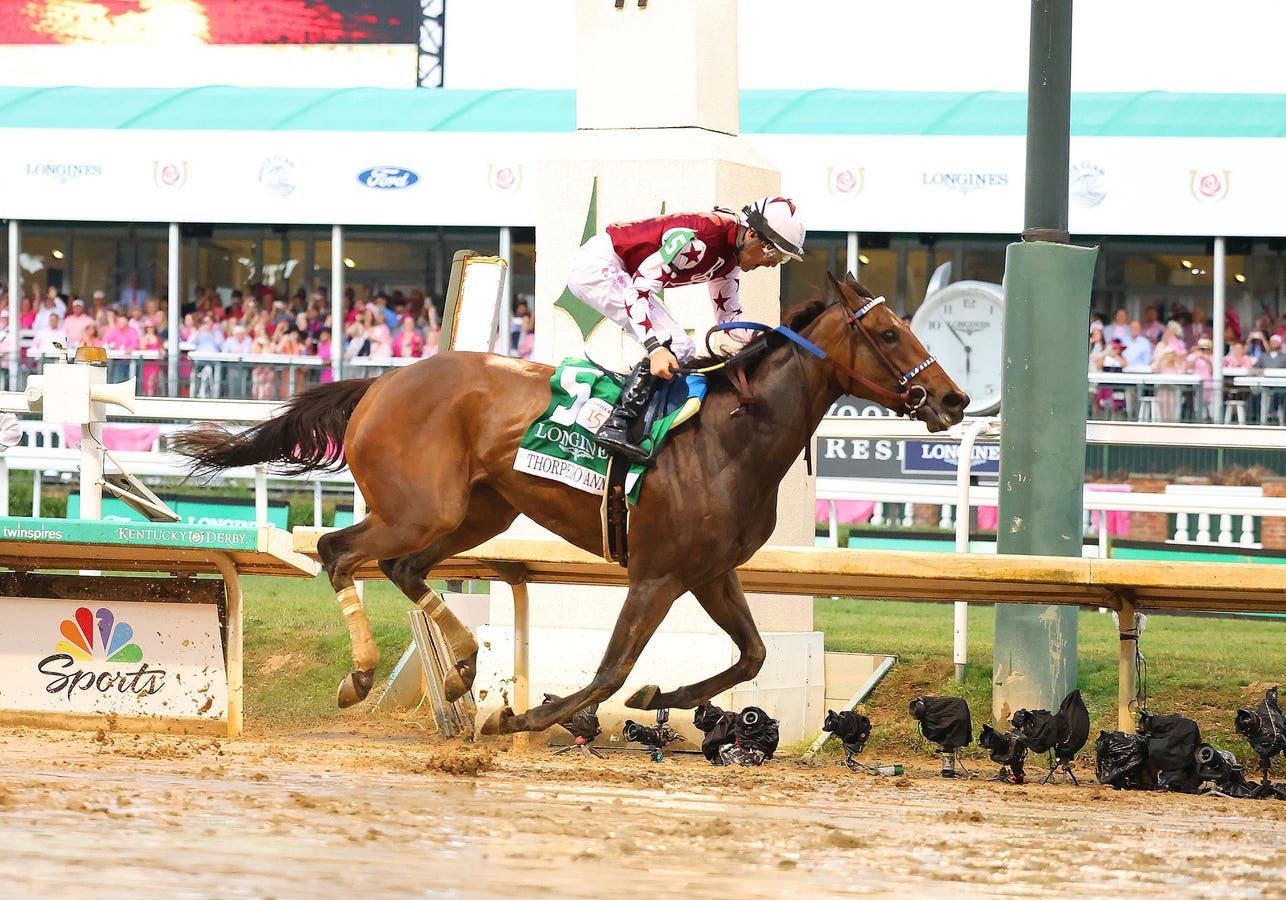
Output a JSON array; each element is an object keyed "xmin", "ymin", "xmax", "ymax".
[{"xmin": 566, "ymin": 234, "xmax": 698, "ymax": 362}]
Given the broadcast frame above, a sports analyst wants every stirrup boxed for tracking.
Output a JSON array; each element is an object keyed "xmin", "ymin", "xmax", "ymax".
[{"xmin": 596, "ymin": 421, "xmax": 648, "ymax": 462}]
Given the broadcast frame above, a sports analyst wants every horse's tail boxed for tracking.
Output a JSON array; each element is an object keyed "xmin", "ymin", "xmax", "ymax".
[{"xmin": 173, "ymin": 378, "xmax": 377, "ymax": 479}]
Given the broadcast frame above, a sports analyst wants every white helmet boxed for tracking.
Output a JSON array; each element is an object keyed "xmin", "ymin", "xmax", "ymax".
[{"xmin": 742, "ymin": 196, "xmax": 805, "ymax": 261}]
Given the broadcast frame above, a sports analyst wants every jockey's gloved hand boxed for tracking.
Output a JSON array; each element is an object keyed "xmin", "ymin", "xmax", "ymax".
[{"xmin": 649, "ymin": 346, "xmax": 679, "ymax": 379}]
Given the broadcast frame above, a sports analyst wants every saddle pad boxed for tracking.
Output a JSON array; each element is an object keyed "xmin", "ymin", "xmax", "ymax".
[{"xmin": 514, "ymin": 358, "xmax": 705, "ymax": 503}]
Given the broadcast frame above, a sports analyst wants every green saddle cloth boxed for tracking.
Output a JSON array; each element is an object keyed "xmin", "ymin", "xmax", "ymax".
[{"xmin": 514, "ymin": 358, "xmax": 705, "ymax": 504}]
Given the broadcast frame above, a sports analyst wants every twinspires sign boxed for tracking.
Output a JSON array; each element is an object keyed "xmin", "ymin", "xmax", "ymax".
[
  {"xmin": 67, "ymin": 494, "xmax": 289, "ymax": 530},
  {"xmin": 0, "ymin": 516, "xmax": 259, "ymax": 550}
]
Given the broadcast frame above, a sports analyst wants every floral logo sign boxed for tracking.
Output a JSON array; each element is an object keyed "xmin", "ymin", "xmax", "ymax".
[
  {"xmin": 827, "ymin": 167, "xmax": 865, "ymax": 198},
  {"xmin": 1189, "ymin": 169, "xmax": 1231, "ymax": 202}
]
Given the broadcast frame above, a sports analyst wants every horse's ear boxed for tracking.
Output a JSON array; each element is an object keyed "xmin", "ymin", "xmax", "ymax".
[
  {"xmin": 825, "ymin": 271, "xmax": 844, "ymax": 299},
  {"xmin": 826, "ymin": 271, "xmax": 860, "ymax": 307},
  {"xmin": 844, "ymin": 272, "xmax": 876, "ymax": 300}
]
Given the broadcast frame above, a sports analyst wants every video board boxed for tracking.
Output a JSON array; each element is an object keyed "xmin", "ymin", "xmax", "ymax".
[{"xmin": 0, "ymin": 1, "xmax": 418, "ymax": 45}]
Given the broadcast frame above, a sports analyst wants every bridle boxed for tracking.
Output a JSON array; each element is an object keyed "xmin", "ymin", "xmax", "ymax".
[
  {"xmin": 711, "ymin": 295, "xmax": 936, "ymax": 417},
  {"xmin": 833, "ymin": 295, "xmax": 935, "ymax": 415}
]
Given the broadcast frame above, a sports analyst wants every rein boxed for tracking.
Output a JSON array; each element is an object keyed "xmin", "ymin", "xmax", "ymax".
[{"xmin": 710, "ymin": 296, "xmax": 935, "ymax": 416}]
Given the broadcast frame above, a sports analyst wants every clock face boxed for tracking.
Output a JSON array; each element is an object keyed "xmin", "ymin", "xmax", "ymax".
[{"xmin": 909, "ymin": 281, "xmax": 1004, "ymax": 414}]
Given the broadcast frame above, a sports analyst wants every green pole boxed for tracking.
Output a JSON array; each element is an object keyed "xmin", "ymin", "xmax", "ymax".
[{"xmin": 993, "ymin": 0, "xmax": 1099, "ymax": 721}]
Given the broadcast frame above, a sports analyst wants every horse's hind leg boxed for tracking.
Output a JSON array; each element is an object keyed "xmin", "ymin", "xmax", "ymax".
[
  {"xmin": 379, "ymin": 486, "xmax": 519, "ymax": 702},
  {"xmin": 624, "ymin": 569, "xmax": 766, "ymax": 711},
  {"xmin": 318, "ymin": 515, "xmax": 446, "ymax": 707},
  {"xmin": 483, "ymin": 573, "xmax": 685, "ymax": 735}
]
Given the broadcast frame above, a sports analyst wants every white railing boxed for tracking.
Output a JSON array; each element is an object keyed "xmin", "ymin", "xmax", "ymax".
[
  {"xmin": 814, "ymin": 417, "xmax": 1286, "ymax": 554},
  {"xmin": 0, "ymin": 392, "xmax": 357, "ymax": 525},
  {"xmin": 1, "ymin": 396, "xmax": 1283, "ymax": 549},
  {"xmin": 1167, "ymin": 484, "xmax": 1263, "ymax": 547},
  {"xmin": 816, "ymin": 475, "xmax": 1286, "ymax": 551}
]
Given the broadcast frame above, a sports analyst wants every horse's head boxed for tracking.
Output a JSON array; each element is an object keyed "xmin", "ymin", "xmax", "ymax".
[{"xmin": 810, "ymin": 272, "xmax": 968, "ymax": 432}]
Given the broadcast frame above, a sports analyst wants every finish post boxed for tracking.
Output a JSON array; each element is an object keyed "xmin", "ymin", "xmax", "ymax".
[{"xmin": 993, "ymin": 0, "xmax": 1099, "ymax": 720}]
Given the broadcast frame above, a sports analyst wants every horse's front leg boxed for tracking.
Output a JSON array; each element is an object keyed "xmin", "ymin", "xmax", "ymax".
[
  {"xmin": 482, "ymin": 574, "xmax": 684, "ymax": 735},
  {"xmin": 623, "ymin": 569, "xmax": 766, "ymax": 711}
]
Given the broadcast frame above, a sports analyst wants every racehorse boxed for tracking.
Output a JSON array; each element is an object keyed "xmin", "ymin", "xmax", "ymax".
[{"xmin": 174, "ymin": 274, "xmax": 967, "ymax": 736}]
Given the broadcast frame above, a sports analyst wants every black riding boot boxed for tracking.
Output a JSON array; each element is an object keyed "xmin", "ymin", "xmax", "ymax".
[{"xmin": 595, "ymin": 360, "xmax": 655, "ymax": 462}]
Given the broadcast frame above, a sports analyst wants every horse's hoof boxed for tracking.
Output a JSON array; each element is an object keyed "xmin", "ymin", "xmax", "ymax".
[
  {"xmin": 481, "ymin": 706, "xmax": 517, "ymax": 736},
  {"xmin": 442, "ymin": 652, "xmax": 478, "ymax": 703},
  {"xmin": 625, "ymin": 684, "xmax": 662, "ymax": 710},
  {"xmin": 337, "ymin": 668, "xmax": 375, "ymax": 708}
]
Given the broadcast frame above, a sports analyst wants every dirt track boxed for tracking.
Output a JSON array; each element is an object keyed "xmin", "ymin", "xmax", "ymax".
[{"xmin": 1, "ymin": 725, "xmax": 1284, "ymax": 898}]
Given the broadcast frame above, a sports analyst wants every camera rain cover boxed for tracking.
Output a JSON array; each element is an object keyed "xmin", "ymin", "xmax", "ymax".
[
  {"xmin": 1012, "ymin": 708, "xmax": 1060, "ymax": 754},
  {"xmin": 1235, "ymin": 685, "xmax": 1286, "ymax": 767},
  {"xmin": 1055, "ymin": 689, "xmax": 1091, "ymax": 763},
  {"xmin": 1140, "ymin": 713, "xmax": 1203, "ymax": 792},
  {"xmin": 1095, "ymin": 730, "xmax": 1150, "ymax": 789},
  {"xmin": 693, "ymin": 701, "xmax": 734, "ymax": 762},
  {"xmin": 733, "ymin": 706, "xmax": 780, "ymax": 759},
  {"xmin": 909, "ymin": 696, "xmax": 972, "ymax": 750}
]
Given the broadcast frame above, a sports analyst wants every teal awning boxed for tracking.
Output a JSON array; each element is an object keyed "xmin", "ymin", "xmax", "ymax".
[{"xmin": 0, "ymin": 86, "xmax": 1283, "ymax": 137}]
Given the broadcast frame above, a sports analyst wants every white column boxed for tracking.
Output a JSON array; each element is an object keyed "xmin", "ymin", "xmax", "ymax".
[
  {"xmin": 953, "ymin": 419, "xmax": 992, "ymax": 683},
  {"xmin": 331, "ymin": 225, "xmax": 345, "ymax": 382},
  {"xmin": 499, "ymin": 226, "xmax": 513, "ymax": 352},
  {"xmin": 846, "ymin": 232, "xmax": 860, "ymax": 281},
  {"xmin": 168, "ymin": 223, "xmax": 181, "ymax": 395},
  {"xmin": 1212, "ymin": 236, "xmax": 1226, "ymax": 424},
  {"xmin": 7, "ymin": 220, "xmax": 19, "ymax": 388}
]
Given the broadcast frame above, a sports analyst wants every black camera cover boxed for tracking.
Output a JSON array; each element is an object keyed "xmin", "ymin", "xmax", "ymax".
[
  {"xmin": 909, "ymin": 696, "xmax": 972, "ymax": 751},
  {"xmin": 1139, "ymin": 712, "xmax": 1203, "ymax": 793},
  {"xmin": 1095, "ymin": 730, "xmax": 1152, "ymax": 790}
]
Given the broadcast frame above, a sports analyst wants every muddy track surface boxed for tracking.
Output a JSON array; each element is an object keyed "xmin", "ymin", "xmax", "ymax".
[{"xmin": 1, "ymin": 726, "xmax": 1284, "ymax": 898}]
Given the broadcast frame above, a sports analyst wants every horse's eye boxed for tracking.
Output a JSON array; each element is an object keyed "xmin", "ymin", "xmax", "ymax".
[{"xmin": 880, "ymin": 328, "xmax": 898, "ymax": 343}]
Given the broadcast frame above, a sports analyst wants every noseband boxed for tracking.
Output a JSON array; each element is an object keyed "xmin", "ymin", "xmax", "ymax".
[{"xmin": 714, "ymin": 297, "xmax": 936, "ymax": 416}]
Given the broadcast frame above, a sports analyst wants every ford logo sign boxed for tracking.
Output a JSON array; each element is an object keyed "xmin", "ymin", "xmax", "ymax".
[{"xmin": 357, "ymin": 166, "xmax": 420, "ymax": 190}]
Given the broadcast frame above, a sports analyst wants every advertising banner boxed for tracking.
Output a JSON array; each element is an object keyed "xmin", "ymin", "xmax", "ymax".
[
  {"xmin": 901, "ymin": 441, "xmax": 1001, "ymax": 476},
  {"xmin": 67, "ymin": 494, "xmax": 290, "ymax": 529},
  {"xmin": 0, "ymin": 596, "xmax": 228, "ymax": 723},
  {"xmin": 1, "ymin": 127, "xmax": 1282, "ymax": 235},
  {"xmin": 0, "ymin": 130, "xmax": 551, "ymax": 227},
  {"xmin": 817, "ymin": 397, "xmax": 922, "ymax": 480},
  {"xmin": 0, "ymin": 516, "xmax": 259, "ymax": 551}
]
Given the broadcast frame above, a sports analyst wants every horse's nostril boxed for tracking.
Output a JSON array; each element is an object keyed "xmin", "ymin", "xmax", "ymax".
[{"xmin": 944, "ymin": 391, "xmax": 969, "ymax": 411}]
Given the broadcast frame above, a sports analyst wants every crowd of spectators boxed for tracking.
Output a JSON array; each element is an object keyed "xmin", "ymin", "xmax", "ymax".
[
  {"xmin": 1089, "ymin": 302, "xmax": 1286, "ymax": 421},
  {"xmin": 0, "ymin": 280, "xmax": 538, "ymax": 398}
]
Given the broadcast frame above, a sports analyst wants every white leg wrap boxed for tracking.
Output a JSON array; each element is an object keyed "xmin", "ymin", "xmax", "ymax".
[
  {"xmin": 337, "ymin": 586, "xmax": 379, "ymax": 671},
  {"xmin": 416, "ymin": 588, "xmax": 478, "ymax": 657}
]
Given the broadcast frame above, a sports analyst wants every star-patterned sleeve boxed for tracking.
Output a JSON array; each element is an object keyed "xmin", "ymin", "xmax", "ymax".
[
  {"xmin": 709, "ymin": 273, "xmax": 743, "ymax": 325},
  {"xmin": 626, "ymin": 248, "xmax": 672, "ymax": 353}
]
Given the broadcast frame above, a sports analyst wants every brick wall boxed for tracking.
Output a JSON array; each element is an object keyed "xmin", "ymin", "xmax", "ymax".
[
  {"xmin": 1126, "ymin": 475, "xmax": 1171, "ymax": 543},
  {"xmin": 1263, "ymin": 479, "xmax": 1286, "ymax": 551},
  {"xmin": 912, "ymin": 504, "xmax": 940, "ymax": 528}
]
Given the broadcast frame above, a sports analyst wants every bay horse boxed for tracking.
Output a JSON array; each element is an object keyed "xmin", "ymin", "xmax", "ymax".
[{"xmin": 174, "ymin": 274, "xmax": 967, "ymax": 736}]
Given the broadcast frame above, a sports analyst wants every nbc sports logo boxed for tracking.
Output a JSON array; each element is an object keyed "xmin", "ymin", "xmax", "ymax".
[{"xmin": 56, "ymin": 606, "xmax": 143, "ymax": 664}]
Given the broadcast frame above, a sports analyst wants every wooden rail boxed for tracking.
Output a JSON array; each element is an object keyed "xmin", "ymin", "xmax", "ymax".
[{"xmin": 293, "ymin": 530, "xmax": 1286, "ymax": 730}]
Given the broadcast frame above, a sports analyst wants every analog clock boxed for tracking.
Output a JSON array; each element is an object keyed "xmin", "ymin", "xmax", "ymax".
[{"xmin": 910, "ymin": 281, "xmax": 1005, "ymax": 415}]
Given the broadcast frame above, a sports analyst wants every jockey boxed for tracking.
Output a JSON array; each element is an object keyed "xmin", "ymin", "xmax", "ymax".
[{"xmin": 566, "ymin": 196, "xmax": 806, "ymax": 461}]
